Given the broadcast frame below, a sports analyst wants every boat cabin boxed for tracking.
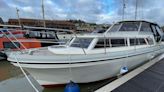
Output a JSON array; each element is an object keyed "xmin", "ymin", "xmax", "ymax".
[{"xmin": 59, "ymin": 20, "xmax": 163, "ymax": 54}]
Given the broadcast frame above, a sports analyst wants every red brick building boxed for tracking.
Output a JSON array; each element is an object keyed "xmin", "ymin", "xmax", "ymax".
[{"xmin": 8, "ymin": 18, "xmax": 76, "ymax": 30}]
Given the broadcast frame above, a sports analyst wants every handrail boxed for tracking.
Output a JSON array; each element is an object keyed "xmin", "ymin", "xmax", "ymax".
[
  {"xmin": 0, "ymin": 29, "xmax": 23, "ymax": 52},
  {"xmin": 7, "ymin": 29, "xmax": 27, "ymax": 50},
  {"xmin": 71, "ymin": 32, "xmax": 87, "ymax": 55},
  {"xmin": 11, "ymin": 40, "xmax": 66, "ymax": 44},
  {"xmin": 104, "ymin": 35, "xmax": 107, "ymax": 54},
  {"xmin": 79, "ymin": 39, "xmax": 87, "ymax": 55}
]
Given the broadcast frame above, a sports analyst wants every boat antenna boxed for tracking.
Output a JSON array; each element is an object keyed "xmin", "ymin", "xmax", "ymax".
[
  {"xmin": 122, "ymin": 0, "xmax": 126, "ymax": 20},
  {"xmin": 135, "ymin": 0, "xmax": 138, "ymax": 20},
  {"xmin": 140, "ymin": 0, "xmax": 144, "ymax": 19},
  {"xmin": 41, "ymin": 0, "xmax": 46, "ymax": 28},
  {"xmin": 16, "ymin": 7, "xmax": 22, "ymax": 28}
]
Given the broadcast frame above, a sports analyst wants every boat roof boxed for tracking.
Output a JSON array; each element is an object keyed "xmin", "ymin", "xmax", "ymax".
[
  {"xmin": 117, "ymin": 20, "xmax": 159, "ymax": 26},
  {"xmin": 73, "ymin": 20, "xmax": 161, "ymax": 38},
  {"xmin": 74, "ymin": 32, "xmax": 153, "ymax": 38}
]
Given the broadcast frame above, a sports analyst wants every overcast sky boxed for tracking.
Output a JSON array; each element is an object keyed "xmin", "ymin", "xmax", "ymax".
[{"xmin": 0, "ymin": 0, "xmax": 164, "ymax": 25}]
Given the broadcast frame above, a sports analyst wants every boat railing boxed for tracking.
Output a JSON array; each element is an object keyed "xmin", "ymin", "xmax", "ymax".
[
  {"xmin": 0, "ymin": 27, "xmax": 87, "ymax": 55},
  {"xmin": 68, "ymin": 32, "xmax": 87, "ymax": 55},
  {"xmin": 0, "ymin": 29, "xmax": 27, "ymax": 53},
  {"xmin": 5, "ymin": 29, "xmax": 27, "ymax": 49},
  {"xmin": 25, "ymin": 31, "xmax": 87, "ymax": 55},
  {"xmin": 104, "ymin": 35, "xmax": 107, "ymax": 54}
]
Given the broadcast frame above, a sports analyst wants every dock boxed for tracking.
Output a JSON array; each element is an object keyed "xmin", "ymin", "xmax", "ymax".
[{"xmin": 95, "ymin": 54, "xmax": 164, "ymax": 92}]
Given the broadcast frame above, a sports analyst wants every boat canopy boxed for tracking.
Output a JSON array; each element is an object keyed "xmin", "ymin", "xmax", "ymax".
[{"xmin": 106, "ymin": 20, "xmax": 163, "ymax": 42}]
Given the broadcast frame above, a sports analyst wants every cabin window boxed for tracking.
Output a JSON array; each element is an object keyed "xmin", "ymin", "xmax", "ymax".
[
  {"xmin": 94, "ymin": 38, "xmax": 126, "ymax": 48},
  {"xmin": 92, "ymin": 30, "xmax": 106, "ymax": 34},
  {"xmin": 140, "ymin": 22, "xmax": 152, "ymax": 32},
  {"xmin": 130, "ymin": 39, "xmax": 136, "ymax": 46},
  {"xmin": 42, "ymin": 31, "xmax": 46, "ymax": 38},
  {"xmin": 27, "ymin": 31, "xmax": 57, "ymax": 39},
  {"xmin": 146, "ymin": 38, "xmax": 154, "ymax": 45},
  {"xmin": 151, "ymin": 25, "xmax": 158, "ymax": 36},
  {"xmin": 3, "ymin": 42, "xmax": 20, "ymax": 49},
  {"xmin": 109, "ymin": 23, "xmax": 121, "ymax": 32},
  {"xmin": 138, "ymin": 38, "xmax": 147, "ymax": 45},
  {"xmin": 70, "ymin": 38, "xmax": 93, "ymax": 48},
  {"xmin": 111, "ymin": 39, "xmax": 126, "ymax": 47},
  {"xmin": 28, "ymin": 31, "xmax": 36, "ymax": 37},
  {"xmin": 156, "ymin": 26, "xmax": 162, "ymax": 34},
  {"xmin": 130, "ymin": 38, "xmax": 146, "ymax": 46},
  {"xmin": 94, "ymin": 39, "xmax": 110, "ymax": 48},
  {"xmin": 162, "ymin": 35, "xmax": 164, "ymax": 41},
  {"xmin": 119, "ymin": 22, "xmax": 140, "ymax": 31},
  {"xmin": 155, "ymin": 26, "xmax": 162, "ymax": 42},
  {"xmin": 37, "ymin": 32, "xmax": 41, "ymax": 37},
  {"xmin": 151, "ymin": 25, "xmax": 160, "ymax": 42}
]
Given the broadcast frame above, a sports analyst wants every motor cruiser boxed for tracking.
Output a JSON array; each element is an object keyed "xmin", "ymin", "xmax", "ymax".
[{"xmin": 7, "ymin": 20, "xmax": 164, "ymax": 86}]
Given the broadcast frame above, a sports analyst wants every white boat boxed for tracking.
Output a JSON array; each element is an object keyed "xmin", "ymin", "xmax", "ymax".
[{"xmin": 7, "ymin": 20, "xmax": 164, "ymax": 86}]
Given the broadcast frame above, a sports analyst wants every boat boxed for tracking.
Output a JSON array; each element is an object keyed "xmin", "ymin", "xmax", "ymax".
[
  {"xmin": 7, "ymin": 20, "xmax": 164, "ymax": 86},
  {"xmin": 0, "ymin": 28, "xmax": 59, "ymax": 59}
]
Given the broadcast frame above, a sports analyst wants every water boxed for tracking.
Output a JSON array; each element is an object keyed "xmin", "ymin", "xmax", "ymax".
[{"xmin": 0, "ymin": 60, "xmax": 115, "ymax": 92}]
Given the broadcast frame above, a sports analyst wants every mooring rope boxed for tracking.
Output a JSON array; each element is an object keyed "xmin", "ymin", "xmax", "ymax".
[{"xmin": 14, "ymin": 53, "xmax": 39, "ymax": 92}]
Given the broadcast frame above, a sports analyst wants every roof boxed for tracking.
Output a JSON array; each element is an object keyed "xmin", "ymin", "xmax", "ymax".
[
  {"xmin": 74, "ymin": 31, "xmax": 153, "ymax": 38},
  {"xmin": 8, "ymin": 18, "xmax": 75, "ymax": 26},
  {"xmin": 117, "ymin": 20, "xmax": 158, "ymax": 25}
]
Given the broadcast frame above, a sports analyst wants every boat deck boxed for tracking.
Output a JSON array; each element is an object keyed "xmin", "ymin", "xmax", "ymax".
[
  {"xmin": 29, "ymin": 48, "xmax": 55, "ymax": 56},
  {"xmin": 95, "ymin": 54, "xmax": 164, "ymax": 92}
]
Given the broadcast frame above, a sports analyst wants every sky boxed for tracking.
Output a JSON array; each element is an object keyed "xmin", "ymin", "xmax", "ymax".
[{"xmin": 0, "ymin": 0, "xmax": 164, "ymax": 26}]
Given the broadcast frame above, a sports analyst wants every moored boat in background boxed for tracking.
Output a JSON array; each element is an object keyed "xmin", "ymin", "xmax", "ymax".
[{"xmin": 0, "ymin": 27, "xmax": 68, "ymax": 60}]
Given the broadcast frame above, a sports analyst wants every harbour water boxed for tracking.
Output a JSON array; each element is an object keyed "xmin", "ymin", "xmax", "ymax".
[{"xmin": 0, "ymin": 60, "xmax": 115, "ymax": 92}]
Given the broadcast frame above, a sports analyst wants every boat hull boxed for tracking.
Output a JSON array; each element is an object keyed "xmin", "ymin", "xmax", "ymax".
[
  {"xmin": 11, "ymin": 48, "xmax": 162, "ymax": 85},
  {"xmin": 8, "ymin": 44, "xmax": 164, "ymax": 86}
]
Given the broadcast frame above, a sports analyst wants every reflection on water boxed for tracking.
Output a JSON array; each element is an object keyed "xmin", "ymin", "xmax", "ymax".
[
  {"xmin": 0, "ymin": 60, "xmax": 22, "ymax": 81},
  {"xmin": 0, "ymin": 74, "xmax": 43, "ymax": 92},
  {"xmin": 0, "ymin": 60, "xmax": 115, "ymax": 92}
]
